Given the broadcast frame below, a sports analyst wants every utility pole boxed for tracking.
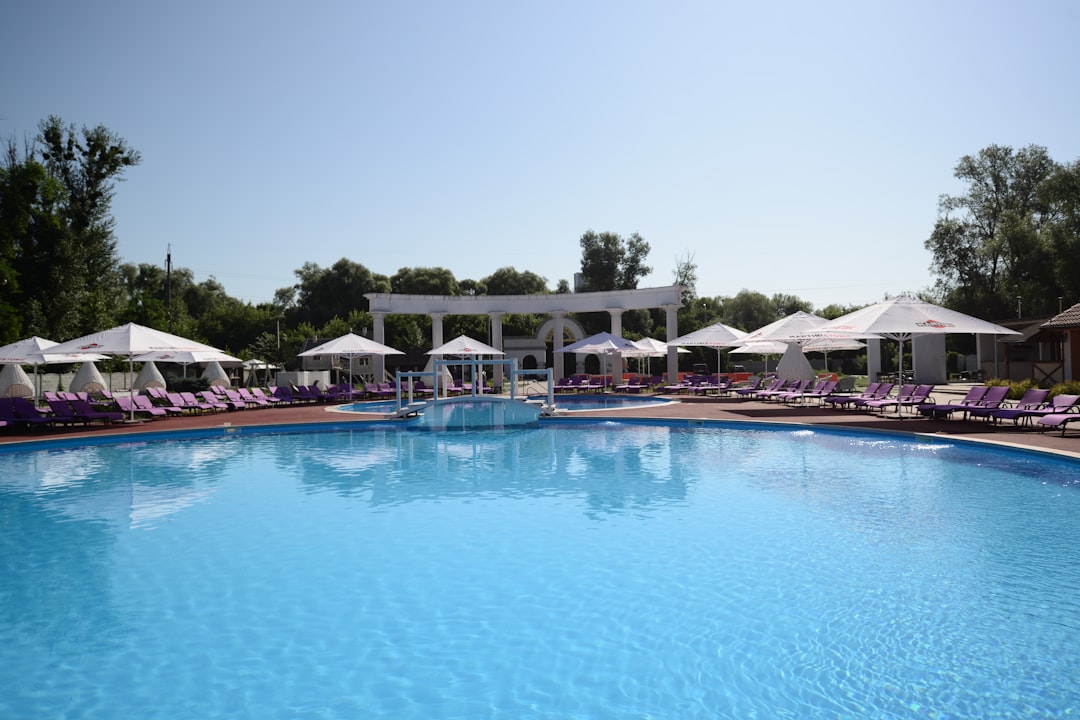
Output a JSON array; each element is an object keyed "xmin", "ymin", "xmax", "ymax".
[{"xmin": 166, "ymin": 244, "xmax": 173, "ymax": 332}]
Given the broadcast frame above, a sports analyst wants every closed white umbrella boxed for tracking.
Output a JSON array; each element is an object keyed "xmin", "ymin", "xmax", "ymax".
[
  {"xmin": 134, "ymin": 361, "xmax": 167, "ymax": 390},
  {"xmin": 70, "ymin": 361, "xmax": 107, "ymax": 393},
  {"xmin": 0, "ymin": 363, "xmax": 34, "ymax": 398},
  {"xmin": 201, "ymin": 361, "xmax": 231, "ymax": 388}
]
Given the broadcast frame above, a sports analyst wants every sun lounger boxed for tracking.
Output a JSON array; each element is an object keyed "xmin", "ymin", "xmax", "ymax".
[
  {"xmin": 822, "ymin": 382, "xmax": 882, "ymax": 409},
  {"xmin": 866, "ymin": 384, "xmax": 935, "ymax": 416},
  {"xmin": 991, "ymin": 392, "xmax": 1076, "ymax": 428},
  {"xmin": 0, "ymin": 397, "xmax": 57, "ymax": 429},
  {"xmin": 1037, "ymin": 410, "xmax": 1080, "ymax": 436},
  {"xmin": 917, "ymin": 385, "xmax": 990, "ymax": 419},
  {"xmin": 46, "ymin": 399, "xmax": 92, "ymax": 427},
  {"xmin": 758, "ymin": 379, "xmax": 806, "ymax": 402},
  {"xmin": 68, "ymin": 397, "xmax": 125, "ymax": 424},
  {"xmin": 732, "ymin": 376, "xmax": 766, "ymax": 397},
  {"xmin": 783, "ymin": 380, "xmax": 838, "ymax": 405},
  {"xmin": 969, "ymin": 388, "xmax": 1049, "ymax": 424},
  {"xmin": 860, "ymin": 384, "xmax": 915, "ymax": 414},
  {"xmin": 112, "ymin": 395, "xmax": 167, "ymax": 419},
  {"xmin": 203, "ymin": 389, "xmax": 245, "ymax": 411}
]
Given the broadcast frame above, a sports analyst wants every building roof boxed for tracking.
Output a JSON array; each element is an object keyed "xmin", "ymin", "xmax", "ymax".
[{"xmin": 1042, "ymin": 302, "xmax": 1080, "ymax": 329}]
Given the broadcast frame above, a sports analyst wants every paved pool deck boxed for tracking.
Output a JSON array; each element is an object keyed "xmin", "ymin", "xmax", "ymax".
[{"xmin": 2, "ymin": 384, "xmax": 1078, "ymax": 459}]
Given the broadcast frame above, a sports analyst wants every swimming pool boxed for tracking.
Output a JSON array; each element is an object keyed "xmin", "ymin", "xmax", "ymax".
[
  {"xmin": 2, "ymin": 420, "xmax": 1078, "ymax": 718},
  {"xmin": 342, "ymin": 394, "xmax": 673, "ymax": 414}
]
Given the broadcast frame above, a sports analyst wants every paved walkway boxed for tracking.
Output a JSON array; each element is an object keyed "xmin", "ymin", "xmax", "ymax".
[{"xmin": 3, "ymin": 386, "xmax": 1078, "ymax": 459}]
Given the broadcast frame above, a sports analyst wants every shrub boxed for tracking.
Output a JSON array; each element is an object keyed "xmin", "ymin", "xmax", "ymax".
[{"xmin": 1048, "ymin": 380, "xmax": 1080, "ymax": 398}]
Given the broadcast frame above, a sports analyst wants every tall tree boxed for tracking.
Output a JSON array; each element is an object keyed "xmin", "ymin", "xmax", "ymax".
[
  {"xmin": 1039, "ymin": 159, "xmax": 1080, "ymax": 310},
  {"xmin": 673, "ymin": 252, "xmax": 698, "ymax": 305},
  {"xmin": 291, "ymin": 258, "xmax": 388, "ymax": 328},
  {"xmin": 578, "ymin": 230, "xmax": 652, "ymax": 292},
  {"xmin": 38, "ymin": 116, "xmax": 141, "ymax": 335},
  {"xmin": 925, "ymin": 144, "xmax": 1059, "ymax": 317},
  {"xmin": 391, "ymin": 266, "xmax": 458, "ymax": 296},
  {"xmin": 481, "ymin": 267, "xmax": 549, "ymax": 295}
]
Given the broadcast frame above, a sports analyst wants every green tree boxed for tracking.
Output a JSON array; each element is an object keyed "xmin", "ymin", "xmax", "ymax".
[
  {"xmin": 721, "ymin": 290, "xmax": 775, "ymax": 331},
  {"xmin": 925, "ymin": 144, "xmax": 1059, "ymax": 317},
  {"xmin": 673, "ymin": 252, "xmax": 698, "ymax": 305},
  {"xmin": 1039, "ymin": 159, "xmax": 1080, "ymax": 309},
  {"xmin": 578, "ymin": 230, "xmax": 652, "ymax": 291},
  {"xmin": 36, "ymin": 116, "xmax": 141, "ymax": 336},
  {"xmin": 391, "ymin": 266, "xmax": 458, "ymax": 296},
  {"xmin": 481, "ymin": 267, "xmax": 549, "ymax": 295},
  {"xmin": 770, "ymin": 293, "xmax": 813, "ymax": 318},
  {"xmin": 291, "ymin": 258, "xmax": 388, "ymax": 328}
]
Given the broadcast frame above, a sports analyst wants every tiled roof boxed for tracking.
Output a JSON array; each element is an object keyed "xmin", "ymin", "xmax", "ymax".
[{"xmin": 1042, "ymin": 302, "xmax": 1080, "ymax": 329}]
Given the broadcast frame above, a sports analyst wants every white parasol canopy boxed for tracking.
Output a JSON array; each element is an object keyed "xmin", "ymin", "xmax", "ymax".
[
  {"xmin": 426, "ymin": 335, "xmax": 504, "ymax": 356},
  {"xmin": 135, "ymin": 348, "xmax": 242, "ymax": 372},
  {"xmin": 0, "ymin": 336, "xmax": 109, "ymax": 400},
  {"xmin": 670, "ymin": 322, "xmax": 748, "ymax": 374},
  {"xmin": 299, "ymin": 333, "xmax": 404, "ymax": 385},
  {"xmin": 555, "ymin": 332, "xmax": 640, "ymax": 389},
  {"xmin": 49, "ymin": 323, "xmax": 223, "ymax": 421},
  {"xmin": 798, "ymin": 295, "xmax": 1021, "ymax": 381}
]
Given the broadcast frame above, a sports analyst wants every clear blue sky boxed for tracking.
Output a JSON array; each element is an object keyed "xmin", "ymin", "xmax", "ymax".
[{"xmin": 4, "ymin": 0, "xmax": 1078, "ymax": 311}]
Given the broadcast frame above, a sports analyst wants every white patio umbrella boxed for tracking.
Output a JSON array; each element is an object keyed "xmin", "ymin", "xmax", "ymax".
[
  {"xmin": 669, "ymin": 322, "xmax": 748, "ymax": 374},
  {"xmin": 622, "ymin": 337, "xmax": 688, "ymax": 375},
  {"xmin": 426, "ymin": 335, "xmax": 503, "ymax": 393},
  {"xmin": 70, "ymin": 361, "xmax": 107, "ymax": 393},
  {"xmin": 134, "ymin": 348, "xmax": 242, "ymax": 378},
  {"xmin": 242, "ymin": 358, "xmax": 281, "ymax": 386},
  {"xmin": 799, "ymin": 295, "xmax": 1021, "ymax": 382},
  {"xmin": 134, "ymin": 361, "xmax": 167, "ymax": 390},
  {"xmin": 0, "ymin": 363, "xmax": 35, "ymax": 398},
  {"xmin": 554, "ymin": 332, "xmax": 640, "ymax": 389},
  {"xmin": 426, "ymin": 335, "xmax": 504, "ymax": 357},
  {"xmin": 0, "ymin": 336, "xmax": 108, "ymax": 400},
  {"xmin": 299, "ymin": 333, "xmax": 404, "ymax": 386},
  {"xmin": 728, "ymin": 341, "xmax": 786, "ymax": 373},
  {"xmin": 48, "ymin": 323, "xmax": 223, "ymax": 421}
]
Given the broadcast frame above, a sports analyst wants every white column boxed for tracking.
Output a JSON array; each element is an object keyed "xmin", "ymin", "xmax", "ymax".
[
  {"xmin": 608, "ymin": 310, "xmax": 625, "ymax": 388},
  {"xmin": 608, "ymin": 309, "xmax": 623, "ymax": 337},
  {"xmin": 430, "ymin": 313, "xmax": 445, "ymax": 349},
  {"xmin": 664, "ymin": 304, "xmax": 679, "ymax": 383},
  {"xmin": 552, "ymin": 312, "xmax": 565, "ymax": 378},
  {"xmin": 371, "ymin": 312, "xmax": 387, "ymax": 381},
  {"xmin": 489, "ymin": 312, "xmax": 504, "ymax": 391}
]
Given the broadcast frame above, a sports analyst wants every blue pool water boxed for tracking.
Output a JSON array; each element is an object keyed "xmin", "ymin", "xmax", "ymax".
[{"xmin": 2, "ymin": 421, "xmax": 1079, "ymax": 719}]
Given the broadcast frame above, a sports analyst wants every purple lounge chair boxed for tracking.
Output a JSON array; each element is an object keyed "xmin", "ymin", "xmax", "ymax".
[
  {"xmin": 872, "ymin": 384, "xmax": 935, "ymax": 417},
  {"xmin": 995, "ymin": 393, "xmax": 1077, "ymax": 428},
  {"xmin": 1038, "ymin": 410, "xmax": 1080, "ymax": 436},
  {"xmin": 918, "ymin": 385, "xmax": 990, "ymax": 419},
  {"xmin": 69, "ymin": 397, "xmax": 124, "ymax": 424},
  {"xmin": 970, "ymin": 388, "xmax": 1049, "ymax": 424},
  {"xmin": 823, "ymin": 382, "xmax": 882, "ymax": 409}
]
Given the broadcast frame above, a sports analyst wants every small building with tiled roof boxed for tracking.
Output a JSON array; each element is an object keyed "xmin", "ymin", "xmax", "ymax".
[{"xmin": 1040, "ymin": 302, "xmax": 1080, "ymax": 381}]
